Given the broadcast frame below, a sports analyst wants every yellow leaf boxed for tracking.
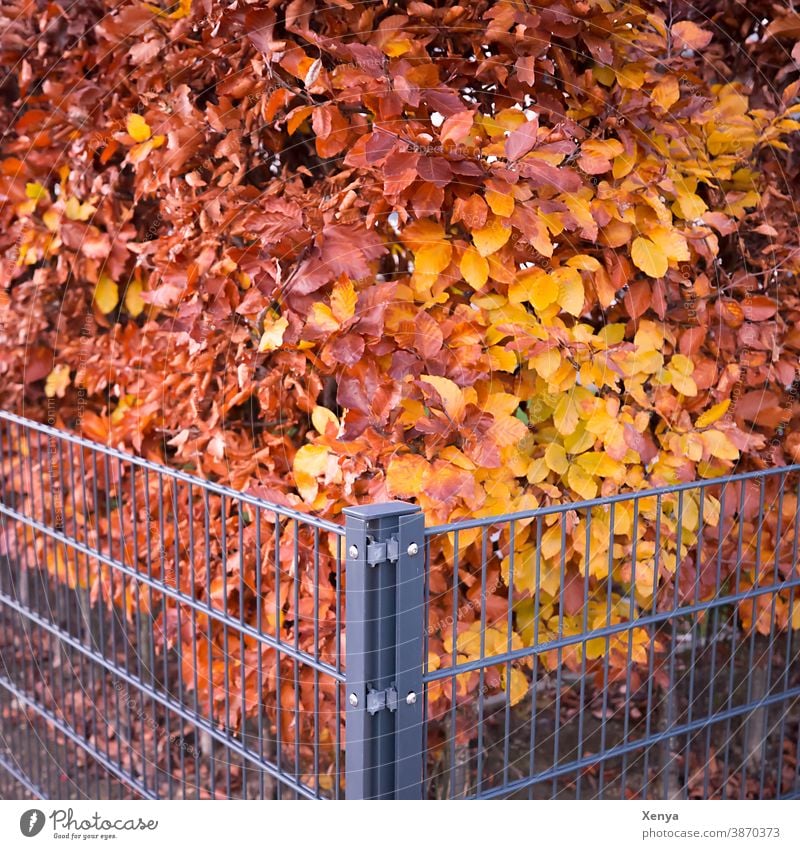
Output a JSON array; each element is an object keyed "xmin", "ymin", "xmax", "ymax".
[
  {"xmin": 330, "ymin": 278, "xmax": 357, "ymax": 324},
  {"xmin": 553, "ymin": 394, "xmax": 579, "ymax": 435},
  {"xmin": 554, "ymin": 267, "xmax": 585, "ymax": 316},
  {"xmin": 634, "ymin": 320, "xmax": 665, "ymax": 352},
  {"xmin": 544, "ymin": 443, "xmax": 568, "ymax": 475},
  {"xmin": 472, "ymin": 217, "xmax": 511, "ymax": 257},
  {"xmin": 590, "ymin": 60, "xmax": 615, "ymax": 85},
  {"xmin": 45, "ymin": 364, "xmax": 70, "ymax": 399},
  {"xmin": 311, "ymin": 405, "xmax": 339, "ymax": 436},
  {"xmin": 94, "ymin": 275, "xmax": 119, "ymax": 314},
  {"xmin": 566, "ymin": 254, "xmax": 601, "ymax": 272},
  {"xmin": 531, "ymin": 348, "xmax": 561, "ymax": 379},
  {"xmin": 42, "ymin": 209, "xmax": 60, "ymax": 232},
  {"xmin": 126, "ymin": 113, "xmax": 152, "ymax": 143},
  {"xmin": 631, "ymin": 236, "xmax": 668, "ymax": 278},
  {"xmin": 293, "ymin": 444, "xmax": 329, "ymax": 491},
  {"xmin": 649, "ymin": 226, "xmax": 690, "ymax": 262},
  {"xmin": 258, "ymin": 314, "xmax": 288, "ymax": 352},
  {"xmin": 585, "ymin": 637, "xmax": 606, "ymax": 659},
  {"xmin": 516, "ymin": 269, "xmax": 555, "ymax": 311},
  {"xmin": 128, "ymin": 134, "xmax": 165, "ymax": 164},
  {"xmin": 526, "ymin": 456, "xmax": 548, "ymax": 484},
  {"xmin": 568, "ymin": 464, "xmax": 597, "ymax": 500},
  {"xmin": 420, "ymin": 375, "xmax": 466, "ymax": 422},
  {"xmin": 502, "ymin": 667, "xmax": 529, "ymax": 707},
  {"xmin": 415, "ymin": 241, "xmax": 452, "ymax": 276},
  {"xmin": 25, "ymin": 181, "xmax": 48, "ymax": 203},
  {"xmin": 669, "ymin": 370, "xmax": 698, "ymax": 396},
  {"xmin": 383, "ymin": 37, "xmax": 413, "ymax": 57},
  {"xmin": 489, "ymin": 345, "xmax": 517, "ymax": 372},
  {"xmin": 612, "ymin": 150, "xmax": 636, "ymax": 179},
  {"xmin": 64, "ymin": 196, "xmax": 97, "ymax": 221},
  {"xmin": 695, "ymin": 399, "xmax": 731, "ymax": 429},
  {"xmin": 485, "ymin": 189, "xmax": 515, "ymax": 218},
  {"xmin": 125, "ymin": 279, "xmax": 145, "ymax": 317},
  {"xmin": 460, "ymin": 247, "xmax": 489, "ymax": 289},
  {"xmin": 674, "ymin": 190, "xmax": 707, "ymax": 221},
  {"xmin": 386, "ymin": 454, "xmax": 429, "ymax": 497},
  {"xmin": 652, "ymin": 76, "xmax": 680, "ymax": 111},
  {"xmin": 576, "ymin": 452, "xmax": 624, "ymax": 478},
  {"xmin": 701, "ymin": 429, "xmax": 739, "ymax": 461},
  {"xmin": 616, "ymin": 65, "xmax": 645, "ymax": 90},
  {"xmin": 670, "ymin": 354, "xmax": 694, "ymax": 376},
  {"xmin": 145, "ymin": 0, "xmax": 192, "ymax": 20},
  {"xmin": 309, "ymin": 303, "xmax": 339, "ymax": 333}
]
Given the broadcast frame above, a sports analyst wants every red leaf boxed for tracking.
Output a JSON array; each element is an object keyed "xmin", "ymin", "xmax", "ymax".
[
  {"xmin": 416, "ymin": 155, "xmax": 453, "ymax": 187},
  {"xmin": 504, "ymin": 118, "xmax": 539, "ymax": 161},
  {"xmin": 440, "ymin": 110, "xmax": 474, "ymax": 145}
]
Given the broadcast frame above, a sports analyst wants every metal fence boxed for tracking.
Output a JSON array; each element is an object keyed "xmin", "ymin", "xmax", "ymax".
[{"xmin": 0, "ymin": 410, "xmax": 799, "ymax": 800}]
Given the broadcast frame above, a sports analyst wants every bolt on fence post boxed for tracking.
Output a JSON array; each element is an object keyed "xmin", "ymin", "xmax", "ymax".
[{"xmin": 343, "ymin": 502, "xmax": 426, "ymax": 800}]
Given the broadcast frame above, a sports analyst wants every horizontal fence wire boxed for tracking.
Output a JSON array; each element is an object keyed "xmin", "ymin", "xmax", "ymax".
[
  {"xmin": 422, "ymin": 470, "xmax": 800, "ymax": 799},
  {"xmin": 0, "ymin": 411, "xmax": 346, "ymax": 800}
]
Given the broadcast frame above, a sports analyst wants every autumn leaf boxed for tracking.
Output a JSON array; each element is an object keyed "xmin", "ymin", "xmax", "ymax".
[
  {"xmin": 440, "ymin": 110, "xmax": 474, "ymax": 145},
  {"xmin": 94, "ymin": 275, "xmax": 119, "ymax": 314},
  {"xmin": 485, "ymin": 189, "xmax": 514, "ymax": 218},
  {"xmin": 25, "ymin": 182, "xmax": 48, "ymax": 203},
  {"xmin": 45, "ymin": 364, "xmax": 70, "ymax": 398},
  {"xmin": 419, "ymin": 375, "xmax": 466, "ymax": 423},
  {"xmin": 258, "ymin": 314, "xmax": 288, "ymax": 352},
  {"xmin": 631, "ymin": 236, "xmax": 668, "ymax": 278},
  {"xmin": 460, "ymin": 247, "xmax": 489, "ymax": 289},
  {"xmin": 311, "ymin": 405, "xmax": 339, "ymax": 436},
  {"xmin": 386, "ymin": 454, "xmax": 429, "ymax": 497},
  {"xmin": 472, "ymin": 217, "xmax": 511, "ymax": 257},
  {"xmin": 695, "ymin": 399, "xmax": 731, "ymax": 428},
  {"xmin": 671, "ymin": 20, "xmax": 713, "ymax": 51},
  {"xmin": 514, "ymin": 268, "xmax": 558, "ymax": 310},
  {"xmin": 293, "ymin": 444, "xmax": 330, "ymax": 503},
  {"xmin": 504, "ymin": 118, "xmax": 539, "ymax": 161},
  {"xmin": 653, "ymin": 76, "xmax": 680, "ymax": 111},
  {"xmin": 124, "ymin": 279, "xmax": 145, "ymax": 317},
  {"xmin": 667, "ymin": 354, "xmax": 697, "ymax": 396},
  {"xmin": 330, "ymin": 278, "xmax": 357, "ymax": 324},
  {"xmin": 64, "ymin": 196, "xmax": 97, "ymax": 221},
  {"xmin": 554, "ymin": 267, "xmax": 585, "ymax": 316},
  {"xmin": 544, "ymin": 443, "xmax": 568, "ymax": 474},
  {"xmin": 414, "ymin": 241, "xmax": 452, "ymax": 276},
  {"xmin": 126, "ymin": 113, "xmax": 152, "ymax": 142},
  {"xmin": 128, "ymin": 134, "xmax": 165, "ymax": 164},
  {"xmin": 701, "ymin": 429, "xmax": 739, "ymax": 461},
  {"xmin": 145, "ymin": 0, "xmax": 192, "ymax": 20}
]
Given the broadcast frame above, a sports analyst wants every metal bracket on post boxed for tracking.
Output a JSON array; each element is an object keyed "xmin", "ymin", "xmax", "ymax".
[{"xmin": 344, "ymin": 502, "xmax": 425, "ymax": 800}]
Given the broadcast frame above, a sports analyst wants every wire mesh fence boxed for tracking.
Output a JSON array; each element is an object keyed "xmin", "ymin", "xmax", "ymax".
[
  {"xmin": 0, "ymin": 411, "xmax": 346, "ymax": 799},
  {"xmin": 1, "ymin": 410, "xmax": 799, "ymax": 800},
  {"xmin": 421, "ymin": 474, "xmax": 800, "ymax": 799}
]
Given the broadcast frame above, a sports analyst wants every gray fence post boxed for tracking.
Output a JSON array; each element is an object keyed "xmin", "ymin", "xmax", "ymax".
[{"xmin": 343, "ymin": 502, "xmax": 426, "ymax": 800}]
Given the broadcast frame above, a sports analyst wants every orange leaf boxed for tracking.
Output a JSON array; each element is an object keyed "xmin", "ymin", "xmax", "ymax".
[
  {"xmin": 460, "ymin": 247, "xmax": 489, "ymax": 289},
  {"xmin": 472, "ymin": 217, "xmax": 511, "ymax": 257}
]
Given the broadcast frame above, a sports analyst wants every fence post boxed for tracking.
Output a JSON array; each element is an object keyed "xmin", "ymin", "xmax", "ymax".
[{"xmin": 343, "ymin": 502, "xmax": 426, "ymax": 800}]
